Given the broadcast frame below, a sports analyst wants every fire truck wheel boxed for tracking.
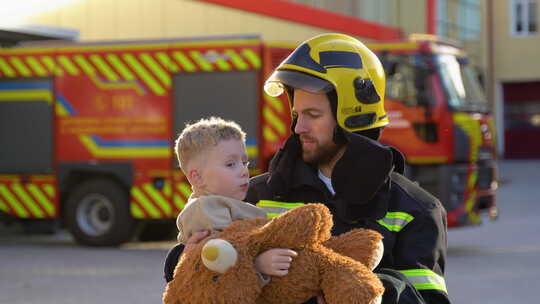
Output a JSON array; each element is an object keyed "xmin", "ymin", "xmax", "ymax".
[{"xmin": 65, "ymin": 179, "xmax": 135, "ymax": 246}]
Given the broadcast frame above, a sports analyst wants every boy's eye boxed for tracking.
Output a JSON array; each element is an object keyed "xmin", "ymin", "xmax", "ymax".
[
  {"xmin": 242, "ymin": 161, "xmax": 250, "ymax": 167},
  {"xmin": 226, "ymin": 162, "xmax": 235, "ymax": 168}
]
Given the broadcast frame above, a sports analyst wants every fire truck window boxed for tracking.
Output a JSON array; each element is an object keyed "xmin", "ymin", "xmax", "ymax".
[
  {"xmin": 172, "ymin": 71, "xmax": 258, "ymax": 169},
  {"xmin": 385, "ymin": 55, "xmax": 419, "ymax": 107},
  {"xmin": 0, "ymin": 79, "xmax": 53, "ymax": 174}
]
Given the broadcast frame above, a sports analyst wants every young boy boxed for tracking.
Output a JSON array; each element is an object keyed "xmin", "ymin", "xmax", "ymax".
[
  {"xmin": 175, "ymin": 116, "xmax": 267, "ymax": 244},
  {"xmin": 173, "ymin": 117, "xmax": 296, "ymax": 285}
]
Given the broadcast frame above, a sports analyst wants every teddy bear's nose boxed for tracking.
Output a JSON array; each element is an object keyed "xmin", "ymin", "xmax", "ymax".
[
  {"xmin": 201, "ymin": 239, "xmax": 238, "ymax": 273},
  {"xmin": 202, "ymin": 245, "xmax": 219, "ymax": 261}
]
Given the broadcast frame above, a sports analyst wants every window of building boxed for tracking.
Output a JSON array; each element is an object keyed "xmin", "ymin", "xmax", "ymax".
[
  {"xmin": 437, "ymin": 0, "xmax": 481, "ymax": 40},
  {"xmin": 511, "ymin": 0, "xmax": 538, "ymax": 36}
]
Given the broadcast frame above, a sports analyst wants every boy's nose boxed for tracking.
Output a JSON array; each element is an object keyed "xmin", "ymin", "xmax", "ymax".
[{"xmin": 241, "ymin": 165, "xmax": 249, "ymax": 177}]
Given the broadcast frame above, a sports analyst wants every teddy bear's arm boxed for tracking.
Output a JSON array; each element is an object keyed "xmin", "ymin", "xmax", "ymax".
[
  {"xmin": 323, "ymin": 228, "xmax": 384, "ymax": 270},
  {"xmin": 257, "ymin": 203, "xmax": 333, "ymax": 250}
]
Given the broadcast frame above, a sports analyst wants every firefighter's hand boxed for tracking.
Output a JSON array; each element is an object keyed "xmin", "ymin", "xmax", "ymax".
[
  {"xmin": 184, "ymin": 230, "xmax": 210, "ymax": 254},
  {"xmin": 317, "ymin": 294, "xmax": 327, "ymax": 304},
  {"xmin": 254, "ymin": 248, "xmax": 297, "ymax": 276}
]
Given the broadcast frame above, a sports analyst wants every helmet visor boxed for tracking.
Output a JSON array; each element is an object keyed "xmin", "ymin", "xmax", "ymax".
[{"xmin": 264, "ymin": 70, "xmax": 334, "ymax": 97}]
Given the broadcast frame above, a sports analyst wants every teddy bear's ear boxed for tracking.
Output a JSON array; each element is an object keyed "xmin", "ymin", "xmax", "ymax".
[{"xmin": 257, "ymin": 204, "xmax": 332, "ymax": 249}]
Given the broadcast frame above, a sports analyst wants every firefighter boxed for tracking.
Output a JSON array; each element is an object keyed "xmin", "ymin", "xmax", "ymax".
[{"xmin": 245, "ymin": 33, "xmax": 450, "ymax": 304}]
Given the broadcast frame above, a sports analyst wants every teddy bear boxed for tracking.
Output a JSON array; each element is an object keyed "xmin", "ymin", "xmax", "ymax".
[{"xmin": 163, "ymin": 203, "xmax": 385, "ymax": 304}]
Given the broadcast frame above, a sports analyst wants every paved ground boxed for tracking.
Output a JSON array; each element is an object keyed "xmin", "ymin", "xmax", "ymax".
[
  {"xmin": 0, "ymin": 160, "xmax": 538, "ymax": 303},
  {"xmin": 446, "ymin": 160, "xmax": 540, "ymax": 303}
]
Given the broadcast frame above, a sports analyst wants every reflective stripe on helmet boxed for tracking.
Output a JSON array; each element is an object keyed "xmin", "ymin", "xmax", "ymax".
[{"xmin": 399, "ymin": 269, "xmax": 448, "ymax": 293}]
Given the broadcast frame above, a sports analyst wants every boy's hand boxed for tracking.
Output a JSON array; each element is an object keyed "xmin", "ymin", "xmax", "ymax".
[
  {"xmin": 184, "ymin": 230, "xmax": 210, "ymax": 254},
  {"xmin": 254, "ymin": 248, "xmax": 297, "ymax": 276}
]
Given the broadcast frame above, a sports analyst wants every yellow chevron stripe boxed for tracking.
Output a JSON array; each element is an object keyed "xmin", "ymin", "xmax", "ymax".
[
  {"xmin": 264, "ymin": 94, "xmax": 285, "ymax": 114},
  {"xmin": 27, "ymin": 184, "xmax": 55, "ymax": 217},
  {"xmin": 163, "ymin": 182, "xmax": 172, "ymax": 197},
  {"xmin": 0, "ymin": 39, "xmax": 260, "ymax": 54},
  {"xmin": 0, "ymin": 90, "xmax": 52, "ymax": 104},
  {"xmin": 130, "ymin": 203, "xmax": 145, "ymax": 218},
  {"xmin": 106, "ymin": 54, "xmax": 136, "ymax": 81},
  {"xmin": 366, "ymin": 42, "xmax": 419, "ymax": 51},
  {"xmin": 131, "ymin": 187, "xmax": 161, "ymax": 218},
  {"xmin": 143, "ymin": 183, "xmax": 172, "ymax": 216},
  {"xmin": 25, "ymin": 57, "xmax": 48, "ymax": 76},
  {"xmin": 224, "ymin": 49, "xmax": 249, "ymax": 70},
  {"xmin": 90, "ymin": 54, "xmax": 119, "ymax": 82},
  {"xmin": 214, "ymin": 54, "xmax": 232, "ymax": 71},
  {"xmin": 10, "ymin": 57, "xmax": 32, "ymax": 76},
  {"xmin": 0, "ymin": 184, "xmax": 30, "ymax": 218},
  {"xmin": 247, "ymin": 146, "xmax": 258, "ymax": 158},
  {"xmin": 74, "ymin": 55, "xmax": 96, "ymax": 75},
  {"xmin": 178, "ymin": 183, "xmax": 192, "ymax": 198},
  {"xmin": 88, "ymin": 74, "xmax": 145, "ymax": 96},
  {"xmin": 174, "ymin": 194, "xmax": 185, "ymax": 210},
  {"xmin": 156, "ymin": 52, "xmax": 179, "ymax": 73},
  {"xmin": 0, "ymin": 196, "xmax": 8, "ymax": 212},
  {"xmin": 12, "ymin": 183, "xmax": 45, "ymax": 218},
  {"xmin": 0, "ymin": 58, "xmax": 16, "ymax": 77},
  {"xmin": 41, "ymin": 56, "xmax": 64, "ymax": 76},
  {"xmin": 189, "ymin": 51, "xmax": 213, "ymax": 71},
  {"xmin": 56, "ymin": 101, "xmax": 69, "ymax": 116},
  {"xmin": 241, "ymin": 49, "xmax": 261, "ymax": 69},
  {"xmin": 58, "ymin": 56, "xmax": 80, "ymax": 75},
  {"xmin": 140, "ymin": 53, "xmax": 170, "ymax": 87},
  {"xmin": 263, "ymin": 126, "xmax": 279, "ymax": 142},
  {"xmin": 43, "ymin": 184, "xmax": 55, "ymax": 197},
  {"xmin": 263, "ymin": 107, "xmax": 287, "ymax": 135},
  {"xmin": 172, "ymin": 51, "xmax": 196, "ymax": 72},
  {"xmin": 79, "ymin": 135, "xmax": 170, "ymax": 158},
  {"xmin": 123, "ymin": 54, "xmax": 165, "ymax": 96}
]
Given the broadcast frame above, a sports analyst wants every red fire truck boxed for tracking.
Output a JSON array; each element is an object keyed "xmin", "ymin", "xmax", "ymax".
[
  {"xmin": 369, "ymin": 35, "xmax": 498, "ymax": 228},
  {"xmin": 0, "ymin": 34, "xmax": 497, "ymax": 246}
]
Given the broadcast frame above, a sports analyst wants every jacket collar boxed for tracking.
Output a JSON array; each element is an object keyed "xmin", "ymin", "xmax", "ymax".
[{"xmin": 267, "ymin": 132, "xmax": 404, "ymax": 221}]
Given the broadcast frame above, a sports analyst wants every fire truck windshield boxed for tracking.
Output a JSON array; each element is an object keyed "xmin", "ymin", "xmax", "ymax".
[{"xmin": 437, "ymin": 54, "xmax": 488, "ymax": 113}]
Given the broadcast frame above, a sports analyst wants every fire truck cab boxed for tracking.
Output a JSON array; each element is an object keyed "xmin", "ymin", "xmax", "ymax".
[{"xmin": 369, "ymin": 34, "xmax": 498, "ymax": 227}]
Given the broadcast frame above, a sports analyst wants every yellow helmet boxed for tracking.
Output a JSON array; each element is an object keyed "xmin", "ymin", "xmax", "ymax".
[{"xmin": 264, "ymin": 33, "xmax": 388, "ymax": 132}]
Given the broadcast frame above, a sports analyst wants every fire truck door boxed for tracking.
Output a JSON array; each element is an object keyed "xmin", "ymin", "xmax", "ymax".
[{"xmin": 0, "ymin": 78, "xmax": 57, "ymax": 219}]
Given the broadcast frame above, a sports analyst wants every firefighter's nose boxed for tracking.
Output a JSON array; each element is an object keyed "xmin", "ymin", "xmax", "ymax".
[{"xmin": 294, "ymin": 116, "xmax": 307, "ymax": 134}]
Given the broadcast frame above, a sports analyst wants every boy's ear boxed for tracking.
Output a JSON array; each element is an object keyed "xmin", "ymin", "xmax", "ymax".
[{"xmin": 188, "ymin": 169, "xmax": 204, "ymax": 187}]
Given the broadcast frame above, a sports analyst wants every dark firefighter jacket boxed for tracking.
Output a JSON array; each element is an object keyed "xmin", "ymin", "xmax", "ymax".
[{"xmin": 245, "ymin": 133, "xmax": 450, "ymax": 304}]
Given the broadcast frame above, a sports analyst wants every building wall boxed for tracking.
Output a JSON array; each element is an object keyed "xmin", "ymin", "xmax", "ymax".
[
  {"xmin": 13, "ymin": 0, "xmax": 317, "ymax": 42},
  {"xmin": 492, "ymin": 0, "xmax": 540, "ymax": 82},
  {"xmin": 13, "ymin": 0, "xmax": 399, "ymax": 43},
  {"xmin": 396, "ymin": 0, "xmax": 428, "ymax": 35}
]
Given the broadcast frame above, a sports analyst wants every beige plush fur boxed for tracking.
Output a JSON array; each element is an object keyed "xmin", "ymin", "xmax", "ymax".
[{"xmin": 163, "ymin": 203, "xmax": 384, "ymax": 304}]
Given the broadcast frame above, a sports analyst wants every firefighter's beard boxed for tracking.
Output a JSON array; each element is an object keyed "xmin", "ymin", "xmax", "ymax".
[{"xmin": 300, "ymin": 135, "xmax": 342, "ymax": 166}]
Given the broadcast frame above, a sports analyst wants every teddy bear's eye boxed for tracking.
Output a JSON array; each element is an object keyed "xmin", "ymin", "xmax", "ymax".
[{"xmin": 212, "ymin": 275, "xmax": 219, "ymax": 282}]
